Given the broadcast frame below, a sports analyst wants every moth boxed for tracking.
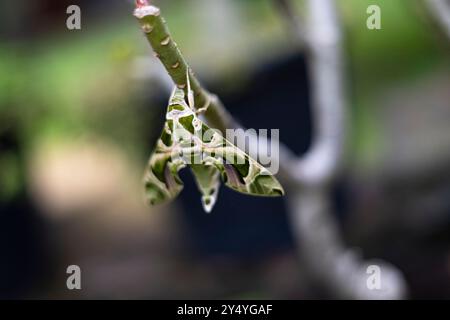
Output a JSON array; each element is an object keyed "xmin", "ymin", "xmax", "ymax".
[{"xmin": 144, "ymin": 74, "xmax": 284, "ymax": 212}]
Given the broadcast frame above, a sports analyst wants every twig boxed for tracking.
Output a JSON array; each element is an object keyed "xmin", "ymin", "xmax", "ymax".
[
  {"xmin": 295, "ymin": 0, "xmax": 346, "ymax": 187},
  {"xmin": 286, "ymin": 0, "xmax": 407, "ymax": 299},
  {"xmin": 134, "ymin": 3, "xmax": 230, "ymax": 134},
  {"xmin": 288, "ymin": 187, "xmax": 407, "ymax": 299}
]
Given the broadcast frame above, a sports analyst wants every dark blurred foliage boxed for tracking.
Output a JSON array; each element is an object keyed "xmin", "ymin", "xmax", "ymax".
[{"xmin": 0, "ymin": 127, "xmax": 53, "ymax": 299}]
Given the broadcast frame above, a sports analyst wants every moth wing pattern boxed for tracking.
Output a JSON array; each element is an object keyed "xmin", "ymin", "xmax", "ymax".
[{"xmin": 144, "ymin": 87, "xmax": 284, "ymax": 212}]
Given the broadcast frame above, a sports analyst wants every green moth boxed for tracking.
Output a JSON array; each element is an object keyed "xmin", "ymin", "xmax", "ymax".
[{"xmin": 144, "ymin": 76, "xmax": 284, "ymax": 212}]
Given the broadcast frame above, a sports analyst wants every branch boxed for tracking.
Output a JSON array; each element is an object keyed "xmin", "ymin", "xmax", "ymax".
[
  {"xmin": 288, "ymin": 188, "xmax": 407, "ymax": 299},
  {"xmin": 285, "ymin": 0, "xmax": 407, "ymax": 299},
  {"xmin": 294, "ymin": 0, "xmax": 346, "ymax": 187},
  {"xmin": 133, "ymin": 3, "xmax": 231, "ymax": 134},
  {"xmin": 133, "ymin": 0, "xmax": 299, "ymax": 182},
  {"xmin": 425, "ymin": 0, "xmax": 450, "ymax": 40}
]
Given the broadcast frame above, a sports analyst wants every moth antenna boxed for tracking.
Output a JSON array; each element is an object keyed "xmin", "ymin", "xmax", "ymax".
[{"xmin": 187, "ymin": 70, "xmax": 195, "ymax": 109}]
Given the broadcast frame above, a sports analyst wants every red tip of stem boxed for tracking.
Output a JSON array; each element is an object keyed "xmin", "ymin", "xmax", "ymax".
[{"xmin": 135, "ymin": 0, "xmax": 149, "ymax": 8}]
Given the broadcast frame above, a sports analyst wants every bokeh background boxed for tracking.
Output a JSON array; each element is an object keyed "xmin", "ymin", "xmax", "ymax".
[{"xmin": 1, "ymin": 0, "xmax": 449, "ymax": 299}]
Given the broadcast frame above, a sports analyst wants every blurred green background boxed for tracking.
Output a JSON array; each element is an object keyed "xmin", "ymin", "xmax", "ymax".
[{"xmin": 1, "ymin": 0, "xmax": 449, "ymax": 299}]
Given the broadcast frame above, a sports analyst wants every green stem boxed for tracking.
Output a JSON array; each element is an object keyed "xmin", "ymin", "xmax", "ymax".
[{"xmin": 134, "ymin": 4, "xmax": 236, "ymax": 134}]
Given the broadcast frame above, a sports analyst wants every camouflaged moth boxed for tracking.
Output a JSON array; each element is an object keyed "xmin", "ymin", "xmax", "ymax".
[{"xmin": 144, "ymin": 74, "xmax": 284, "ymax": 212}]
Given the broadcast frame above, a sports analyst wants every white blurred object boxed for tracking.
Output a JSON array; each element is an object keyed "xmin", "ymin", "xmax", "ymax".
[{"xmin": 426, "ymin": 0, "xmax": 450, "ymax": 40}]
